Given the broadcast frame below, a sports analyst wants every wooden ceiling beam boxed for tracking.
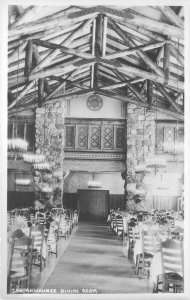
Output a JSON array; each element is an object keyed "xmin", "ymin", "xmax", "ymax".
[
  {"xmin": 100, "ymin": 82, "xmax": 127, "ymax": 90},
  {"xmin": 106, "ymin": 44, "xmax": 141, "ymax": 67},
  {"xmin": 8, "ymin": 41, "xmax": 28, "ymax": 64},
  {"xmin": 24, "ymin": 40, "xmax": 33, "ymax": 76},
  {"xmin": 9, "ymin": 6, "xmax": 34, "ymax": 28},
  {"xmin": 98, "ymin": 90, "xmax": 184, "ymax": 120},
  {"xmin": 31, "ymin": 18, "xmax": 94, "ymax": 75},
  {"xmin": 117, "ymin": 20, "xmax": 165, "ymax": 43},
  {"xmin": 8, "ymin": 21, "xmax": 83, "ymax": 50},
  {"xmin": 109, "ymin": 10, "xmax": 183, "ymax": 38},
  {"xmin": 49, "ymin": 75, "xmax": 90, "ymax": 90},
  {"xmin": 90, "ymin": 19, "xmax": 96, "ymax": 89},
  {"xmin": 154, "ymin": 6, "xmax": 183, "ymax": 67},
  {"xmin": 38, "ymin": 78, "xmax": 44, "ymax": 107},
  {"xmin": 163, "ymin": 41, "xmax": 170, "ymax": 84},
  {"xmin": 44, "ymin": 81, "xmax": 66, "ymax": 102},
  {"xmin": 43, "ymin": 88, "xmax": 95, "ymax": 105},
  {"xmin": 32, "ymin": 39, "xmax": 94, "ymax": 60},
  {"xmin": 154, "ymin": 82, "xmax": 183, "ymax": 113},
  {"xmin": 147, "ymin": 80, "xmax": 153, "ymax": 107},
  {"xmin": 8, "ymin": 18, "xmax": 94, "ymax": 109},
  {"xmin": 9, "ymin": 58, "xmax": 94, "ymax": 89},
  {"xmin": 8, "ymin": 104, "xmax": 39, "ymax": 117},
  {"xmin": 32, "ymin": 44, "xmax": 51, "ymax": 94},
  {"xmin": 107, "ymin": 24, "xmax": 152, "ymax": 45},
  {"xmin": 102, "ymin": 16, "xmax": 107, "ymax": 57},
  {"xmin": 105, "ymin": 41, "xmax": 165, "ymax": 60},
  {"xmin": 112, "ymin": 68, "xmax": 145, "ymax": 102},
  {"xmin": 100, "ymin": 59, "xmax": 183, "ymax": 91},
  {"xmin": 9, "ymin": 43, "xmax": 90, "ymax": 76},
  {"xmin": 158, "ymin": 6, "xmax": 184, "ymax": 28},
  {"xmin": 108, "ymin": 18, "xmax": 164, "ymax": 77},
  {"xmin": 170, "ymin": 43, "xmax": 184, "ymax": 66},
  {"xmin": 93, "ymin": 14, "xmax": 103, "ymax": 90},
  {"xmin": 8, "ymin": 9, "xmax": 98, "ymax": 39}
]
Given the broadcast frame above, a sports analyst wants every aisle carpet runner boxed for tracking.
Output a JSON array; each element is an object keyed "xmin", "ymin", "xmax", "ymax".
[{"xmin": 44, "ymin": 221, "xmax": 152, "ymax": 294}]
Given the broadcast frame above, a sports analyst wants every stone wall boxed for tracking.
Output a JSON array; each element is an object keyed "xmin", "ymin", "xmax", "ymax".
[
  {"xmin": 34, "ymin": 102, "xmax": 65, "ymax": 201},
  {"xmin": 125, "ymin": 104, "xmax": 155, "ymax": 211}
]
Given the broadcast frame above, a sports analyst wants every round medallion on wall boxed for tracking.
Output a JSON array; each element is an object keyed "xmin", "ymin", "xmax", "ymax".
[{"xmin": 86, "ymin": 94, "xmax": 103, "ymax": 111}]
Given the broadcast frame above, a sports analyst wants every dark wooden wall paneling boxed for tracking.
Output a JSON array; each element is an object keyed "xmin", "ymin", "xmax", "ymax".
[
  {"xmin": 7, "ymin": 191, "xmax": 34, "ymax": 210},
  {"xmin": 63, "ymin": 193, "xmax": 125, "ymax": 211},
  {"xmin": 109, "ymin": 194, "xmax": 125, "ymax": 210}
]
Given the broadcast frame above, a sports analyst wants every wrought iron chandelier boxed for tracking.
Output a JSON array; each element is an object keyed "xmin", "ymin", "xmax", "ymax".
[
  {"xmin": 8, "ymin": 39, "xmax": 28, "ymax": 156},
  {"xmin": 88, "ymin": 173, "xmax": 102, "ymax": 189}
]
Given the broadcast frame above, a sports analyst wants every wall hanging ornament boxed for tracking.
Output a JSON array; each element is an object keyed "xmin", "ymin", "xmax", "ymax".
[{"xmin": 86, "ymin": 94, "xmax": 103, "ymax": 111}]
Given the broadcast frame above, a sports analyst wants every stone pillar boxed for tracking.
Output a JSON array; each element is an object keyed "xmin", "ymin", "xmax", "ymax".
[
  {"xmin": 34, "ymin": 102, "xmax": 65, "ymax": 204},
  {"xmin": 125, "ymin": 104, "xmax": 155, "ymax": 211}
]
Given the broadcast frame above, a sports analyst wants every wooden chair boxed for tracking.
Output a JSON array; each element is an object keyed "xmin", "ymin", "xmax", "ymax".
[
  {"xmin": 58, "ymin": 214, "xmax": 69, "ymax": 239},
  {"xmin": 116, "ymin": 217, "xmax": 123, "ymax": 239},
  {"xmin": 30, "ymin": 225, "xmax": 46, "ymax": 271},
  {"xmin": 127, "ymin": 223, "xmax": 139, "ymax": 257},
  {"xmin": 161, "ymin": 239, "xmax": 184, "ymax": 293},
  {"xmin": 7, "ymin": 235, "xmax": 34, "ymax": 293},
  {"xmin": 73, "ymin": 211, "xmax": 79, "ymax": 227},
  {"xmin": 46, "ymin": 225, "xmax": 58, "ymax": 257},
  {"xmin": 136, "ymin": 230, "xmax": 160, "ymax": 277}
]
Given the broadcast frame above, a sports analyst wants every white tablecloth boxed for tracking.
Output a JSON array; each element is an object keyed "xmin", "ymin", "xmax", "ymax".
[{"xmin": 150, "ymin": 252, "xmax": 162, "ymax": 284}]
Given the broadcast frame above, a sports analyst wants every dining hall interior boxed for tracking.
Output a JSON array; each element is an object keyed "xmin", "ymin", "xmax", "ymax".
[{"xmin": 3, "ymin": 3, "xmax": 189, "ymax": 296}]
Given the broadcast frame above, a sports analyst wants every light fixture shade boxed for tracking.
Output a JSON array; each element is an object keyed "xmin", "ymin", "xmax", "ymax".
[
  {"xmin": 88, "ymin": 173, "xmax": 102, "ymax": 189},
  {"xmin": 162, "ymin": 142, "xmax": 184, "ymax": 155},
  {"xmin": 23, "ymin": 153, "xmax": 46, "ymax": 163},
  {"xmin": 146, "ymin": 156, "xmax": 167, "ymax": 168},
  {"xmin": 88, "ymin": 180, "xmax": 102, "ymax": 188},
  {"xmin": 8, "ymin": 138, "xmax": 28, "ymax": 151},
  {"xmin": 15, "ymin": 178, "xmax": 31, "ymax": 185},
  {"xmin": 33, "ymin": 162, "xmax": 50, "ymax": 170},
  {"xmin": 42, "ymin": 185, "xmax": 53, "ymax": 193}
]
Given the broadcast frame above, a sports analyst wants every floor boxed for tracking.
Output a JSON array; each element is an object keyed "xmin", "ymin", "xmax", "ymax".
[{"xmin": 35, "ymin": 221, "xmax": 153, "ymax": 294}]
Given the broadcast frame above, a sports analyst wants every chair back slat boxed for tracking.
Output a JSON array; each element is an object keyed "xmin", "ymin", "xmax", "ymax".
[{"xmin": 161, "ymin": 239, "xmax": 184, "ymax": 276}]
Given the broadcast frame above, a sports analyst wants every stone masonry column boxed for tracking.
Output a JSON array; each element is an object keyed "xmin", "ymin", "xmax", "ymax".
[
  {"xmin": 125, "ymin": 104, "xmax": 155, "ymax": 211},
  {"xmin": 34, "ymin": 102, "xmax": 66, "ymax": 204}
]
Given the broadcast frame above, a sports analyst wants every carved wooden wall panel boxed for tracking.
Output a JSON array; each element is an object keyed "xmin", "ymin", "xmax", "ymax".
[
  {"xmin": 115, "ymin": 126, "xmax": 125, "ymax": 149},
  {"xmin": 156, "ymin": 122, "xmax": 184, "ymax": 152},
  {"xmin": 102, "ymin": 125, "xmax": 114, "ymax": 149},
  {"xmin": 65, "ymin": 125, "xmax": 75, "ymax": 148},
  {"xmin": 77, "ymin": 125, "xmax": 88, "ymax": 149},
  {"xmin": 64, "ymin": 119, "xmax": 126, "ymax": 155},
  {"xmin": 89, "ymin": 126, "xmax": 101, "ymax": 149}
]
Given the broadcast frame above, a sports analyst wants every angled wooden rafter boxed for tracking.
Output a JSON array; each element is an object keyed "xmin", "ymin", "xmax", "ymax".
[
  {"xmin": 32, "ymin": 39, "xmax": 94, "ymax": 60},
  {"xmin": 8, "ymin": 9, "xmax": 98, "ymax": 39},
  {"xmin": 158, "ymin": 6, "xmax": 184, "ymax": 28},
  {"xmin": 111, "ymin": 68, "xmax": 145, "ymax": 102},
  {"xmin": 105, "ymin": 41, "xmax": 166, "ymax": 60},
  {"xmin": 98, "ymin": 89, "xmax": 184, "ymax": 120},
  {"xmin": 8, "ymin": 17, "xmax": 95, "ymax": 110},
  {"xmin": 108, "ymin": 18, "xmax": 164, "ymax": 77},
  {"xmin": 100, "ymin": 59, "xmax": 184, "ymax": 91},
  {"xmin": 154, "ymin": 82, "xmax": 183, "ymax": 113},
  {"xmin": 109, "ymin": 10, "xmax": 183, "ymax": 38},
  {"xmin": 91, "ymin": 19, "xmax": 96, "ymax": 88}
]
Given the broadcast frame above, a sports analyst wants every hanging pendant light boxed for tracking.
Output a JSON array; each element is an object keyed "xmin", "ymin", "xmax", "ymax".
[
  {"xmin": 15, "ymin": 178, "xmax": 31, "ymax": 185},
  {"xmin": 162, "ymin": 39, "xmax": 184, "ymax": 161},
  {"xmin": 88, "ymin": 173, "xmax": 102, "ymax": 189},
  {"xmin": 146, "ymin": 156, "xmax": 166, "ymax": 174},
  {"xmin": 23, "ymin": 152, "xmax": 46, "ymax": 163},
  {"xmin": 8, "ymin": 39, "xmax": 28, "ymax": 156},
  {"xmin": 33, "ymin": 161, "xmax": 50, "ymax": 170},
  {"xmin": 8, "ymin": 138, "xmax": 28, "ymax": 151}
]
